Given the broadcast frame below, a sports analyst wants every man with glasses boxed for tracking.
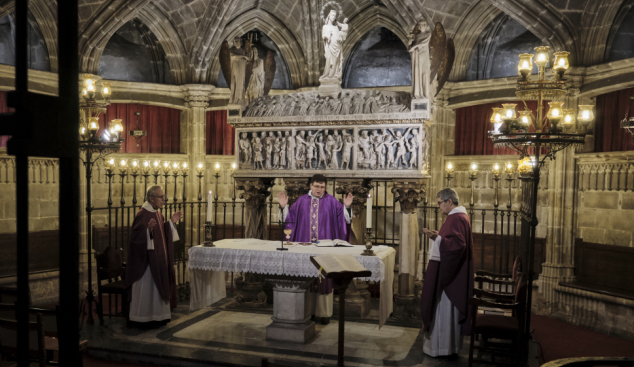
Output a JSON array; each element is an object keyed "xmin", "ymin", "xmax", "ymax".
[
  {"xmin": 420, "ymin": 188, "xmax": 474, "ymax": 358},
  {"xmin": 126, "ymin": 185, "xmax": 183, "ymax": 327},
  {"xmin": 277, "ymin": 174, "xmax": 353, "ymax": 324}
]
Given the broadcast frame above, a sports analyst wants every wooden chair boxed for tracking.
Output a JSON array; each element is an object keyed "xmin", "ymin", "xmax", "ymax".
[
  {"xmin": 468, "ymin": 274, "xmax": 528, "ymax": 367},
  {"xmin": 0, "ymin": 313, "xmax": 47, "ymax": 367},
  {"xmin": 96, "ymin": 246, "xmax": 128, "ymax": 325},
  {"xmin": 476, "ymin": 256, "xmax": 521, "ymax": 295},
  {"xmin": 0, "ymin": 303, "xmax": 86, "ymax": 365}
]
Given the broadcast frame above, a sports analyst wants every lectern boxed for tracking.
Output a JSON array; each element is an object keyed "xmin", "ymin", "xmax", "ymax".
[{"xmin": 309, "ymin": 256, "xmax": 371, "ymax": 367}]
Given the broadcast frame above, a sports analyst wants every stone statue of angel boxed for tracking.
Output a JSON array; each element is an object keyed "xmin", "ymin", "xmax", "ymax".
[{"xmin": 409, "ymin": 20, "xmax": 432, "ymax": 100}]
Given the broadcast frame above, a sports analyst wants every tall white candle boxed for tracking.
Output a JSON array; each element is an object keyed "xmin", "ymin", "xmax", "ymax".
[
  {"xmin": 207, "ymin": 190, "xmax": 213, "ymax": 222},
  {"xmin": 366, "ymin": 194, "xmax": 372, "ymax": 228}
]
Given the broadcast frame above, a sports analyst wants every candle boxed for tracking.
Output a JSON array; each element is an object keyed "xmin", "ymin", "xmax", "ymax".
[
  {"xmin": 207, "ymin": 190, "xmax": 213, "ymax": 223},
  {"xmin": 366, "ymin": 194, "xmax": 372, "ymax": 228}
]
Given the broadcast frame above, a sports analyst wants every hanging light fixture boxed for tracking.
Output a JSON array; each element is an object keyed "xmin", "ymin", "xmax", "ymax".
[
  {"xmin": 552, "ymin": 52, "xmax": 570, "ymax": 82},
  {"xmin": 547, "ymin": 101, "xmax": 564, "ymax": 133},
  {"xmin": 518, "ymin": 53, "xmax": 534, "ymax": 83},
  {"xmin": 578, "ymin": 105, "xmax": 594, "ymax": 133}
]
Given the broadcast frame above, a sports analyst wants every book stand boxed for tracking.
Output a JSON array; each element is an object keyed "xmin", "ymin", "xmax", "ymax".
[{"xmin": 309, "ymin": 257, "xmax": 372, "ymax": 367}]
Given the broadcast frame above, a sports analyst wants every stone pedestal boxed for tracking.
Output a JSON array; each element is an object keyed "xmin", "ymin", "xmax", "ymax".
[
  {"xmin": 411, "ymin": 98, "xmax": 430, "ymax": 117},
  {"xmin": 265, "ymin": 276, "xmax": 315, "ymax": 343},
  {"xmin": 318, "ymin": 76, "xmax": 342, "ymax": 98},
  {"xmin": 392, "ymin": 179, "xmax": 426, "ymax": 319}
]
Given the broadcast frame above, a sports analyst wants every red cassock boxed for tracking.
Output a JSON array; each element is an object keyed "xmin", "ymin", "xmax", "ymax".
[
  {"xmin": 125, "ymin": 208, "xmax": 177, "ymax": 309},
  {"xmin": 420, "ymin": 212, "xmax": 474, "ymax": 336}
]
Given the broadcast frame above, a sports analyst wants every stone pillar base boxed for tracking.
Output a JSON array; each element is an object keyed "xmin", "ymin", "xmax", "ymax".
[
  {"xmin": 318, "ymin": 76, "xmax": 342, "ymax": 98},
  {"xmin": 265, "ymin": 276, "xmax": 315, "ymax": 343},
  {"xmin": 393, "ymin": 294, "xmax": 419, "ymax": 320}
]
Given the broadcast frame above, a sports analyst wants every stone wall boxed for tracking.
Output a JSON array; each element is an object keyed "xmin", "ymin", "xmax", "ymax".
[{"xmin": 574, "ymin": 151, "xmax": 634, "ymax": 247}]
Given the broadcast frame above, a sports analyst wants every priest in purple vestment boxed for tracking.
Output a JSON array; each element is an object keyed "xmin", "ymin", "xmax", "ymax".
[
  {"xmin": 420, "ymin": 188, "xmax": 474, "ymax": 357},
  {"xmin": 278, "ymin": 174, "xmax": 353, "ymax": 324},
  {"xmin": 126, "ymin": 185, "xmax": 182, "ymax": 325}
]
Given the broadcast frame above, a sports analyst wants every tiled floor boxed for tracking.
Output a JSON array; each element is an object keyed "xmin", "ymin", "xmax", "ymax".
[{"xmin": 82, "ymin": 299, "xmax": 536, "ymax": 367}]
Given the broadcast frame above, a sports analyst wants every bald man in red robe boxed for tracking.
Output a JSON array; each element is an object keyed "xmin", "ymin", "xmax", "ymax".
[
  {"xmin": 420, "ymin": 188, "xmax": 474, "ymax": 357},
  {"xmin": 126, "ymin": 185, "xmax": 182, "ymax": 325}
]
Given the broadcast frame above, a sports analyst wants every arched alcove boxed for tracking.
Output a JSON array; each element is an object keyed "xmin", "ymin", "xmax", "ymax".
[
  {"xmin": 607, "ymin": 5, "xmax": 634, "ymax": 62},
  {"xmin": 0, "ymin": 13, "xmax": 50, "ymax": 71},
  {"xmin": 98, "ymin": 19, "xmax": 171, "ymax": 84},
  {"xmin": 342, "ymin": 26, "xmax": 411, "ymax": 88},
  {"xmin": 217, "ymin": 30, "xmax": 292, "ymax": 90},
  {"xmin": 466, "ymin": 15, "xmax": 542, "ymax": 81}
]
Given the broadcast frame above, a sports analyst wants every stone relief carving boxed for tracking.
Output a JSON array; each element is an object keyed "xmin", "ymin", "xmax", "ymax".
[
  {"xmin": 243, "ymin": 91, "xmax": 410, "ymax": 118},
  {"xmin": 238, "ymin": 127, "xmax": 425, "ymax": 173}
]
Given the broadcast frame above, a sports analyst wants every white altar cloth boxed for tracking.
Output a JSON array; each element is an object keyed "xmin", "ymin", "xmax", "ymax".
[{"xmin": 188, "ymin": 238, "xmax": 395, "ymax": 327}]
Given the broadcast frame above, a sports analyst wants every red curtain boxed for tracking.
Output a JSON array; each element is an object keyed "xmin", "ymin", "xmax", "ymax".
[
  {"xmin": 0, "ymin": 91, "xmax": 15, "ymax": 148},
  {"xmin": 455, "ymin": 100, "xmax": 549, "ymax": 155},
  {"xmin": 595, "ymin": 87, "xmax": 634, "ymax": 152},
  {"xmin": 206, "ymin": 110, "xmax": 234, "ymax": 155},
  {"xmin": 102, "ymin": 103, "xmax": 181, "ymax": 153}
]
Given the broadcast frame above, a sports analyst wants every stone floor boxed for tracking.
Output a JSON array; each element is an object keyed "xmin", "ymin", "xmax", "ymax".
[{"xmin": 81, "ymin": 298, "xmax": 537, "ymax": 367}]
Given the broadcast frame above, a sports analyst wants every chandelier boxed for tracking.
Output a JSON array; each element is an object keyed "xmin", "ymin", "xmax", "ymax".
[
  {"xmin": 78, "ymin": 74, "xmax": 123, "ymax": 153},
  {"xmin": 489, "ymin": 46, "xmax": 591, "ymax": 163}
]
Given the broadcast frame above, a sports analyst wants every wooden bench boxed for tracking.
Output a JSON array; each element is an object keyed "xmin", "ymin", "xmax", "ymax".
[
  {"xmin": 559, "ymin": 238, "xmax": 634, "ymax": 301},
  {"xmin": 0, "ymin": 230, "xmax": 59, "ymax": 278}
]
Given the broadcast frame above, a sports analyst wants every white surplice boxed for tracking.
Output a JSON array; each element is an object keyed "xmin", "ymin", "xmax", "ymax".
[
  {"xmin": 423, "ymin": 206, "xmax": 467, "ymax": 357},
  {"xmin": 129, "ymin": 201, "xmax": 179, "ymax": 322}
]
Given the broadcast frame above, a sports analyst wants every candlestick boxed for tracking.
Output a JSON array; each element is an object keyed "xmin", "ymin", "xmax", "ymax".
[
  {"xmin": 366, "ymin": 194, "xmax": 372, "ymax": 228},
  {"xmin": 207, "ymin": 190, "xmax": 213, "ymax": 222},
  {"xmin": 203, "ymin": 221, "xmax": 214, "ymax": 247},
  {"xmin": 362, "ymin": 228, "xmax": 375, "ymax": 256}
]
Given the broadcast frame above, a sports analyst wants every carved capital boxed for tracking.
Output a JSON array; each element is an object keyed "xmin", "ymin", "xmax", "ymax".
[
  {"xmin": 181, "ymin": 84, "xmax": 214, "ymax": 108},
  {"xmin": 282, "ymin": 177, "xmax": 310, "ymax": 207},
  {"xmin": 392, "ymin": 179, "xmax": 426, "ymax": 214},
  {"xmin": 235, "ymin": 178, "xmax": 275, "ymax": 207},
  {"xmin": 335, "ymin": 178, "xmax": 373, "ymax": 216}
]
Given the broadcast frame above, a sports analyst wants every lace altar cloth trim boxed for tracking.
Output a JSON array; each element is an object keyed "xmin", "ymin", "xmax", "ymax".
[{"xmin": 188, "ymin": 239, "xmax": 392, "ymax": 282}]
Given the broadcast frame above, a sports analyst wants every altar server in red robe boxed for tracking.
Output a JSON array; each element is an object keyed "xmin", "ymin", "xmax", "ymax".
[
  {"xmin": 278, "ymin": 174, "xmax": 353, "ymax": 324},
  {"xmin": 420, "ymin": 188, "xmax": 474, "ymax": 357},
  {"xmin": 126, "ymin": 185, "xmax": 182, "ymax": 325}
]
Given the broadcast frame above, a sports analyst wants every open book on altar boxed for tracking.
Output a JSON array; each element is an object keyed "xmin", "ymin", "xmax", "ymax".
[
  {"xmin": 315, "ymin": 239, "xmax": 353, "ymax": 247},
  {"xmin": 310, "ymin": 254, "xmax": 369, "ymax": 276}
]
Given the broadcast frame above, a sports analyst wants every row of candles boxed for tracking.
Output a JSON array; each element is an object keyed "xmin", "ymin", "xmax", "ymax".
[
  {"xmin": 103, "ymin": 158, "xmax": 236, "ymax": 175},
  {"xmin": 445, "ymin": 158, "xmax": 536, "ymax": 179}
]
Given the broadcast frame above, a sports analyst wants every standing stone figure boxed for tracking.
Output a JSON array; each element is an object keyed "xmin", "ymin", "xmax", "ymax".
[
  {"xmin": 297, "ymin": 96, "xmax": 310, "ymax": 116},
  {"xmin": 352, "ymin": 93, "xmax": 365, "ymax": 114},
  {"xmin": 321, "ymin": 10, "xmax": 344, "ymax": 79},
  {"xmin": 229, "ymin": 37, "xmax": 250, "ymax": 106},
  {"xmin": 409, "ymin": 20, "xmax": 432, "ymax": 100},
  {"xmin": 279, "ymin": 131, "xmax": 287, "ymax": 168},
  {"xmin": 286, "ymin": 131, "xmax": 295, "ymax": 169},
  {"xmin": 295, "ymin": 131, "xmax": 307, "ymax": 169},
  {"xmin": 245, "ymin": 49, "xmax": 264, "ymax": 105},
  {"xmin": 407, "ymin": 129, "xmax": 419, "ymax": 168},
  {"xmin": 316, "ymin": 136, "xmax": 328, "ymax": 169},
  {"xmin": 390, "ymin": 128, "xmax": 412, "ymax": 168},
  {"xmin": 253, "ymin": 137, "xmax": 264, "ymax": 170},
  {"xmin": 341, "ymin": 92, "xmax": 352, "ymax": 115},
  {"xmin": 341, "ymin": 134, "xmax": 355, "ymax": 170},
  {"xmin": 239, "ymin": 132, "xmax": 252, "ymax": 164}
]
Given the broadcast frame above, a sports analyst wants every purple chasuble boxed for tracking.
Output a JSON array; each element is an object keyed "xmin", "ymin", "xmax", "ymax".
[
  {"xmin": 420, "ymin": 212, "xmax": 474, "ymax": 335},
  {"xmin": 125, "ymin": 208, "xmax": 177, "ymax": 309},
  {"xmin": 285, "ymin": 192, "xmax": 349, "ymax": 294}
]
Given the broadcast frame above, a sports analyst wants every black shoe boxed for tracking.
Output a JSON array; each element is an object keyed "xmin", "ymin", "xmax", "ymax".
[
  {"xmin": 320, "ymin": 317, "xmax": 330, "ymax": 325},
  {"xmin": 310, "ymin": 315, "xmax": 317, "ymax": 321}
]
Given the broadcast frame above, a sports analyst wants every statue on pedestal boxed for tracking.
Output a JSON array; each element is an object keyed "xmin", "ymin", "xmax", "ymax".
[
  {"xmin": 321, "ymin": 10, "xmax": 344, "ymax": 79},
  {"xmin": 228, "ymin": 37, "xmax": 250, "ymax": 106},
  {"xmin": 409, "ymin": 20, "xmax": 432, "ymax": 101}
]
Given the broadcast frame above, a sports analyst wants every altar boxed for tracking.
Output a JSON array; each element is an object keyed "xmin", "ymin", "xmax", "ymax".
[{"xmin": 188, "ymin": 239, "xmax": 395, "ymax": 343}]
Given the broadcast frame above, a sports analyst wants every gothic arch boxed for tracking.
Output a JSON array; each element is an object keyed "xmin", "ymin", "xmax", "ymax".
[
  {"xmin": 450, "ymin": 0, "xmax": 502, "ymax": 81},
  {"xmin": 208, "ymin": 9, "xmax": 305, "ymax": 88},
  {"xmin": 342, "ymin": 6, "xmax": 408, "ymax": 61},
  {"xmin": 78, "ymin": 0, "xmax": 151, "ymax": 74},
  {"xmin": 578, "ymin": 0, "xmax": 623, "ymax": 65},
  {"xmin": 604, "ymin": 0, "xmax": 634, "ymax": 62},
  {"xmin": 488, "ymin": 0, "xmax": 579, "ymax": 64}
]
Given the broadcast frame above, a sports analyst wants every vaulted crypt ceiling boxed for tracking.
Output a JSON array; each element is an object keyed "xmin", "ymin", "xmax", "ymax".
[{"xmin": 0, "ymin": 0, "xmax": 632, "ymax": 87}]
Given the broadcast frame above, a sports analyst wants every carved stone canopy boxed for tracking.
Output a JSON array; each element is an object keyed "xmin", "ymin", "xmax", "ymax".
[
  {"xmin": 335, "ymin": 178, "xmax": 373, "ymax": 216},
  {"xmin": 282, "ymin": 177, "xmax": 311, "ymax": 207},
  {"xmin": 392, "ymin": 179, "xmax": 427, "ymax": 214},
  {"xmin": 235, "ymin": 178, "xmax": 275, "ymax": 207}
]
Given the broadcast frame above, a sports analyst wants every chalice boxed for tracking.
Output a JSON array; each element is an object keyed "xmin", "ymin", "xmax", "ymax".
[{"xmin": 284, "ymin": 228, "xmax": 292, "ymax": 246}]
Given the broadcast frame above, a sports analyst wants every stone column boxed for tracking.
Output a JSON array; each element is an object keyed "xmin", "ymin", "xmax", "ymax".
[
  {"xmin": 335, "ymin": 178, "xmax": 372, "ymax": 246},
  {"xmin": 538, "ymin": 82, "xmax": 582, "ymax": 314},
  {"xmin": 335, "ymin": 178, "xmax": 372, "ymax": 317},
  {"xmin": 232, "ymin": 178, "xmax": 274, "ymax": 306},
  {"xmin": 179, "ymin": 85, "xmax": 213, "ymax": 298},
  {"xmin": 180, "ymin": 85, "xmax": 213, "ymax": 247},
  {"xmin": 392, "ymin": 179, "xmax": 426, "ymax": 319},
  {"xmin": 282, "ymin": 177, "xmax": 310, "ymax": 208}
]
